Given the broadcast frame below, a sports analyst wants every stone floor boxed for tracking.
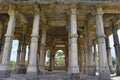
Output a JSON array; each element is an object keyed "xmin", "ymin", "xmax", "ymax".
[{"xmin": 0, "ymin": 72, "xmax": 120, "ymax": 80}]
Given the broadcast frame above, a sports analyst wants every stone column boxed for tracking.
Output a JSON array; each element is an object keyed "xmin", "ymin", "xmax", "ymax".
[
  {"xmin": 65, "ymin": 47, "xmax": 68, "ymax": 71},
  {"xmin": 49, "ymin": 47, "xmax": 55, "ymax": 71},
  {"xmin": 80, "ymin": 48, "xmax": 84, "ymax": 73},
  {"xmin": 0, "ymin": 6, "xmax": 16, "ymax": 78},
  {"xmin": 106, "ymin": 35, "xmax": 114, "ymax": 73},
  {"xmin": 19, "ymin": 33, "xmax": 27, "ymax": 73},
  {"xmin": 78, "ymin": 40, "xmax": 81, "ymax": 72},
  {"xmin": 68, "ymin": 7, "xmax": 79, "ymax": 74},
  {"xmin": 87, "ymin": 27, "xmax": 95, "ymax": 76},
  {"xmin": 26, "ymin": 8, "xmax": 40, "ymax": 79},
  {"xmin": 93, "ymin": 40, "xmax": 97, "ymax": 73},
  {"xmin": 83, "ymin": 33, "xmax": 89, "ymax": 75},
  {"xmin": 27, "ymin": 46, "xmax": 30, "ymax": 65},
  {"xmin": 112, "ymin": 23, "xmax": 120, "ymax": 75},
  {"xmin": 0, "ymin": 22, "xmax": 3, "ymax": 63},
  {"xmin": 39, "ymin": 27, "xmax": 47, "ymax": 73},
  {"xmin": 15, "ymin": 41, "xmax": 21, "ymax": 73},
  {"xmin": 95, "ymin": 7, "xmax": 110, "ymax": 80}
]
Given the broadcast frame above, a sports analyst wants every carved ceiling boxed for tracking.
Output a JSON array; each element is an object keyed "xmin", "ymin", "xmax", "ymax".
[{"xmin": 0, "ymin": 2, "xmax": 120, "ymax": 46}]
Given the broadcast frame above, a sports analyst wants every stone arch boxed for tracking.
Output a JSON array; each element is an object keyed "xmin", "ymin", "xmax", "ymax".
[{"xmin": 53, "ymin": 47, "xmax": 68, "ymax": 70}]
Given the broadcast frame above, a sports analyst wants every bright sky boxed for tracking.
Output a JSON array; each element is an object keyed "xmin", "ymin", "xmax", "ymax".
[{"xmin": 10, "ymin": 30, "xmax": 120, "ymax": 61}]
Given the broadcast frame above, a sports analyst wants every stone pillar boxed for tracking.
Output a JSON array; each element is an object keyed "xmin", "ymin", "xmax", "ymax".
[
  {"xmin": 68, "ymin": 7, "xmax": 79, "ymax": 74},
  {"xmin": 0, "ymin": 5, "xmax": 16, "ymax": 78},
  {"xmin": 49, "ymin": 48, "xmax": 54, "ymax": 71},
  {"xmin": 19, "ymin": 33, "xmax": 27, "ymax": 73},
  {"xmin": 87, "ymin": 27, "xmax": 95, "ymax": 76},
  {"xmin": 39, "ymin": 27, "xmax": 47, "ymax": 73},
  {"xmin": 78, "ymin": 40, "xmax": 81, "ymax": 72},
  {"xmin": 93, "ymin": 40, "xmax": 97, "ymax": 73},
  {"xmin": 0, "ymin": 22, "xmax": 3, "ymax": 63},
  {"xmin": 15, "ymin": 41, "xmax": 21, "ymax": 73},
  {"xmin": 78, "ymin": 38, "xmax": 84, "ymax": 73},
  {"xmin": 83, "ymin": 33, "xmax": 88, "ymax": 75},
  {"xmin": 95, "ymin": 7, "xmax": 110, "ymax": 80},
  {"xmin": 112, "ymin": 23, "xmax": 120, "ymax": 75},
  {"xmin": 65, "ymin": 47, "xmax": 68, "ymax": 71},
  {"xmin": 27, "ymin": 46, "xmax": 30, "ymax": 65},
  {"xmin": 80, "ymin": 48, "xmax": 84, "ymax": 73},
  {"xmin": 26, "ymin": 7, "xmax": 40, "ymax": 79},
  {"xmin": 106, "ymin": 35, "xmax": 114, "ymax": 74}
]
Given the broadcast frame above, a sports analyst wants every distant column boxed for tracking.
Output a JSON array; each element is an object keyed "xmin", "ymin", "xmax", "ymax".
[
  {"xmin": 49, "ymin": 47, "xmax": 55, "ymax": 71},
  {"xmin": 27, "ymin": 46, "xmax": 30, "ymax": 65},
  {"xmin": 106, "ymin": 35, "xmax": 114, "ymax": 73},
  {"xmin": 68, "ymin": 7, "xmax": 79, "ymax": 74},
  {"xmin": 15, "ymin": 41, "xmax": 21, "ymax": 73},
  {"xmin": 26, "ymin": 6, "xmax": 40, "ymax": 79},
  {"xmin": 0, "ymin": 22, "xmax": 4, "ymax": 63},
  {"xmin": 87, "ymin": 27, "xmax": 95, "ymax": 76},
  {"xmin": 39, "ymin": 27, "xmax": 47, "ymax": 74},
  {"xmin": 112, "ymin": 23, "xmax": 120, "ymax": 75},
  {"xmin": 19, "ymin": 33, "xmax": 27, "ymax": 73},
  {"xmin": 95, "ymin": 7, "xmax": 110, "ymax": 80},
  {"xmin": 93, "ymin": 39, "xmax": 97, "ymax": 73},
  {"xmin": 0, "ymin": 5, "xmax": 16, "ymax": 78},
  {"xmin": 83, "ymin": 33, "xmax": 88, "ymax": 75}
]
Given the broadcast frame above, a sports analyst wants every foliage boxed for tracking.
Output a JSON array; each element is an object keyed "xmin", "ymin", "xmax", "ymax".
[
  {"xmin": 10, "ymin": 61, "xmax": 16, "ymax": 71},
  {"xmin": 54, "ymin": 50, "xmax": 65, "ymax": 67},
  {"xmin": 45, "ymin": 50, "xmax": 65, "ymax": 67},
  {"xmin": 54, "ymin": 57, "xmax": 65, "ymax": 66},
  {"xmin": 112, "ymin": 57, "xmax": 116, "ymax": 68}
]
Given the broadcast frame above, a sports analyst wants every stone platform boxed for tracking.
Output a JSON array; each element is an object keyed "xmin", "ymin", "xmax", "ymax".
[{"xmin": 0, "ymin": 72, "xmax": 119, "ymax": 80}]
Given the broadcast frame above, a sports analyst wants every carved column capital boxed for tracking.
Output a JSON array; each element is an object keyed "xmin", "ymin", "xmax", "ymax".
[
  {"xmin": 8, "ymin": 4, "xmax": 16, "ymax": 16},
  {"xmin": 70, "ymin": 8, "xmax": 77, "ymax": 15},
  {"xmin": 95, "ymin": 6, "xmax": 103, "ymax": 15},
  {"xmin": 33, "ymin": 4, "xmax": 40, "ymax": 15}
]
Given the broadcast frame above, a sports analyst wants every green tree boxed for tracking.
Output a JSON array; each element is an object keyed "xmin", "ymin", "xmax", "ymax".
[
  {"xmin": 10, "ymin": 61, "xmax": 16, "ymax": 71},
  {"xmin": 54, "ymin": 50, "xmax": 65, "ymax": 67}
]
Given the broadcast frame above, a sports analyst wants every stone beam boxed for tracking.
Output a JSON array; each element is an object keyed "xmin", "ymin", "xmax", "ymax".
[
  {"xmin": 16, "ymin": 11, "xmax": 28, "ymax": 24},
  {"xmin": 104, "ymin": 9, "xmax": 120, "ymax": 14}
]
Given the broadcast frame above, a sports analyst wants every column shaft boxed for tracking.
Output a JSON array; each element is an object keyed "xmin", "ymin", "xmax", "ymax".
[
  {"xmin": 0, "ymin": 23, "xmax": 4, "ymax": 63},
  {"xmin": 112, "ymin": 23, "xmax": 120, "ymax": 75},
  {"xmin": 49, "ymin": 48, "xmax": 54, "ymax": 71},
  {"xmin": 87, "ymin": 28, "xmax": 95, "ymax": 76},
  {"xmin": 15, "ymin": 41, "xmax": 21, "ymax": 73},
  {"xmin": 68, "ymin": 8, "xmax": 79, "ymax": 74},
  {"xmin": 106, "ymin": 36, "xmax": 114, "ymax": 73},
  {"xmin": 0, "ymin": 12, "xmax": 16, "ymax": 78},
  {"xmin": 19, "ymin": 34, "xmax": 27, "ymax": 73},
  {"xmin": 95, "ymin": 7, "xmax": 110, "ymax": 80},
  {"xmin": 93, "ymin": 40, "xmax": 97, "ymax": 73},
  {"xmin": 83, "ymin": 34, "xmax": 88, "ymax": 75},
  {"xmin": 26, "ymin": 14, "xmax": 40, "ymax": 79},
  {"xmin": 39, "ymin": 28, "xmax": 46, "ymax": 73}
]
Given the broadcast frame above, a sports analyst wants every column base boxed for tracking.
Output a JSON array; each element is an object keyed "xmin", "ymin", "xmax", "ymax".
[
  {"xmin": 116, "ymin": 65, "xmax": 120, "ymax": 76},
  {"xmin": 39, "ymin": 65, "xmax": 45, "ymax": 74},
  {"xmin": 26, "ymin": 65, "xmax": 38, "ymax": 80},
  {"xmin": 98, "ymin": 66, "xmax": 110, "ymax": 80},
  {"xmin": 109, "ymin": 66, "xmax": 114, "ymax": 74},
  {"xmin": 68, "ymin": 66, "xmax": 79, "ymax": 73},
  {"xmin": 0, "ymin": 70, "xmax": 11, "ymax": 78},
  {"xmin": 26, "ymin": 72, "xmax": 37, "ymax": 80},
  {"xmin": 0, "ymin": 63, "xmax": 11, "ymax": 78},
  {"xmin": 14, "ymin": 65, "xmax": 20, "ymax": 73},
  {"xmin": 70, "ymin": 73, "xmax": 80, "ymax": 80},
  {"xmin": 18, "ymin": 64, "xmax": 26, "ymax": 74},
  {"xmin": 88, "ymin": 66, "xmax": 96, "ymax": 76}
]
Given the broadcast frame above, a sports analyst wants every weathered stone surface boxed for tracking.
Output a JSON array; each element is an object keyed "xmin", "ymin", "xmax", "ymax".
[{"xmin": 0, "ymin": 70, "xmax": 11, "ymax": 78}]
